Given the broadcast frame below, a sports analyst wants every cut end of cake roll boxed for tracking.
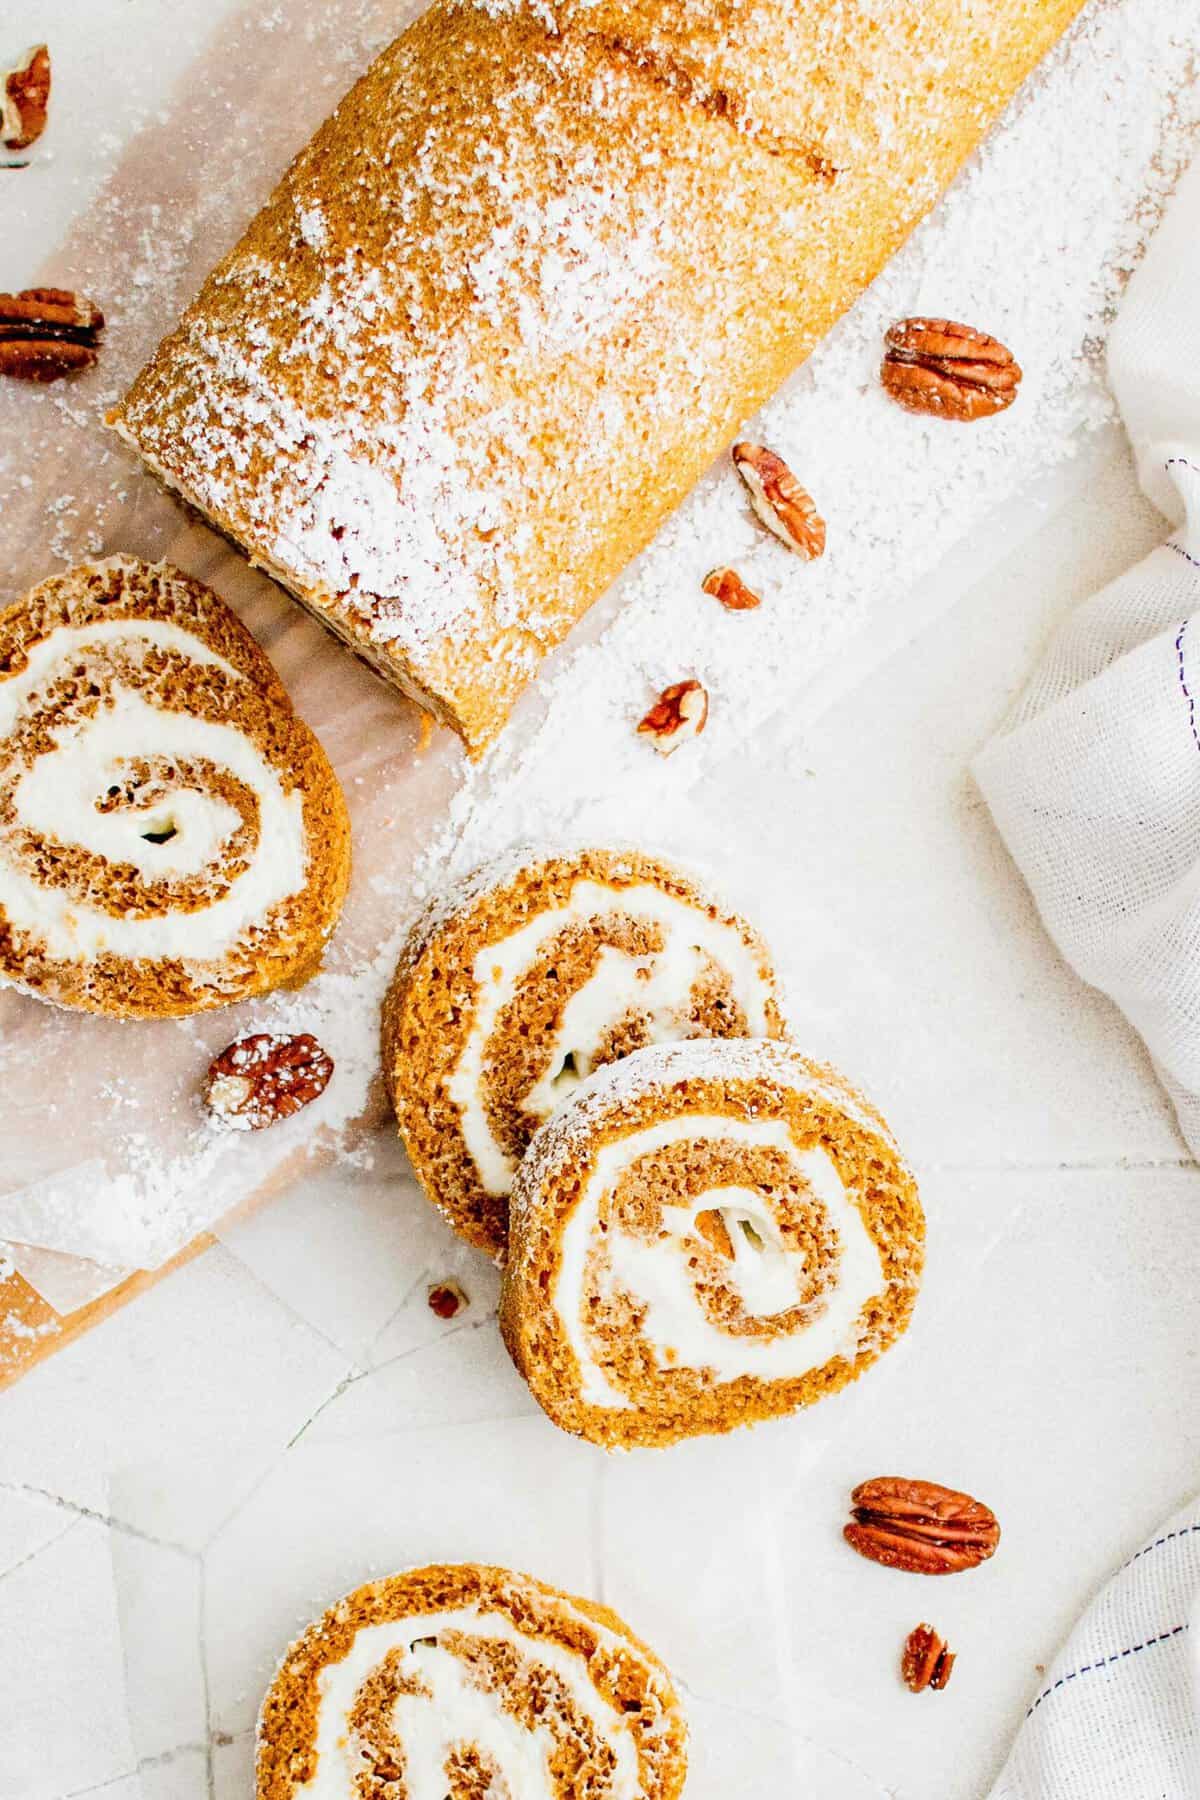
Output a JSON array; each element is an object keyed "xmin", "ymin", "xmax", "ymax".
[
  {"xmin": 500, "ymin": 1038, "xmax": 924, "ymax": 1449},
  {"xmin": 255, "ymin": 1562, "xmax": 688, "ymax": 1800},
  {"xmin": 382, "ymin": 846, "xmax": 788, "ymax": 1258},
  {"xmin": 0, "ymin": 555, "xmax": 351, "ymax": 1018}
]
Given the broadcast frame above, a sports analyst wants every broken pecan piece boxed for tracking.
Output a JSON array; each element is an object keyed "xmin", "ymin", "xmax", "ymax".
[
  {"xmin": 637, "ymin": 679, "xmax": 709, "ymax": 754},
  {"xmin": 202, "ymin": 1032, "xmax": 333, "ymax": 1131},
  {"xmin": 732, "ymin": 442, "xmax": 826, "ymax": 559},
  {"xmin": 0, "ymin": 288, "xmax": 105, "ymax": 382},
  {"xmin": 702, "ymin": 566, "xmax": 761, "ymax": 611},
  {"xmin": 902, "ymin": 1623, "xmax": 955, "ymax": 1693},
  {"xmin": 428, "ymin": 1280, "xmax": 469, "ymax": 1320},
  {"xmin": 2, "ymin": 45, "xmax": 50, "ymax": 152},
  {"xmin": 881, "ymin": 318, "xmax": 1021, "ymax": 420},
  {"xmin": 845, "ymin": 1477, "xmax": 1000, "ymax": 1574}
]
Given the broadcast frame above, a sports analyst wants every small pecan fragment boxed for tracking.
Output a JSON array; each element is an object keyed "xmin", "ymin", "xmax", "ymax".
[
  {"xmin": 732, "ymin": 442, "xmax": 826, "ymax": 559},
  {"xmin": 2, "ymin": 45, "xmax": 50, "ymax": 152},
  {"xmin": 637, "ymin": 679, "xmax": 708, "ymax": 754},
  {"xmin": 882, "ymin": 318, "xmax": 1021, "ymax": 420},
  {"xmin": 0, "ymin": 288, "xmax": 105, "ymax": 382},
  {"xmin": 428, "ymin": 1280, "xmax": 469, "ymax": 1320},
  {"xmin": 202, "ymin": 1032, "xmax": 333, "ymax": 1131},
  {"xmin": 902, "ymin": 1623, "xmax": 955, "ymax": 1693},
  {"xmin": 845, "ymin": 1477, "xmax": 1000, "ymax": 1574},
  {"xmin": 702, "ymin": 566, "xmax": 761, "ymax": 611}
]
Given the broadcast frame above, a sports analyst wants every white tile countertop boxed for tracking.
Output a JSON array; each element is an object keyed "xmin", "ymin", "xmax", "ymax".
[{"xmin": 2, "ymin": 4, "xmax": 1200, "ymax": 1799}]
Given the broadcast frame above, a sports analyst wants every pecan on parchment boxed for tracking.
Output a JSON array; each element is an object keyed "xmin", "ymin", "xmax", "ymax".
[
  {"xmin": 881, "ymin": 318, "xmax": 1021, "ymax": 420},
  {"xmin": 202, "ymin": 1032, "xmax": 333, "ymax": 1131},
  {"xmin": 0, "ymin": 288, "xmax": 104, "ymax": 381},
  {"xmin": 845, "ymin": 1476, "xmax": 1000, "ymax": 1574}
]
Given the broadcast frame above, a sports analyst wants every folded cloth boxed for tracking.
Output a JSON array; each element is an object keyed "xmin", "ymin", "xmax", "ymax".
[
  {"xmin": 989, "ymin": 1494, "xmax": 1199, "ymax": 1799},
  {"xmin": 974, "ymin": 154, "xmax": 1200, "ymax": 1155}
]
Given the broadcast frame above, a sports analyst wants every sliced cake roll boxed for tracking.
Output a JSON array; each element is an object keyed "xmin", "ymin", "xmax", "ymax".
[
  {"xmin": 0, "ymin": 555, "xmax": 351, "ymax": 1017},
  {"xmin": 256, "ymin": 1562, "xmax": 688, "ymax": 1800},
  {"xmin": 500, "ymin": 1039, "xmax": 924, "ymax": 1449},
  {"xmin": 382, "ymin": 847, "xmax": 787, "ymax": 1257}
]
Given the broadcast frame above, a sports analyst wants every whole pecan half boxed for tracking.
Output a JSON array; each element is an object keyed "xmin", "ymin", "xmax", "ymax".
[
  {"xmin": 845, "ymin": 1477, "xmax": 1000, "ymax": 1574},
  {"xmin": 702, "ymin": 566, "xmax": 761, "ymax": 611},
  {"xmin": 202, "ymin": 1032, "xmax": 333, "ymax": 1131},
  {"xmin": 881, "ymin": 318, "xmax": 1021, "ymax": 420},
  {"xmin": 902, "ymin": 1623, "xmax": 955, "ymax": 1693},
  {"xmin": 0, "ymin": 288, "xmax": 104, "ymax": 382},
  {"xmin": 732, "ymin": 442, "xmax": 826, "ymax": 559},
  {"xmin": 2, "ymin": 45, "xmax": 50, "ymax": 152},
  {"xmin": 637, "ymin": 679, "xmax": 708, "ymax": 754}
]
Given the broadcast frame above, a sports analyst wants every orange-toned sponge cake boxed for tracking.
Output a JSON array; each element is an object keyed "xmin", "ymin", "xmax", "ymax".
[
  {"xmin": 0, "ymin": 555, "xmax": 350, "ymax": 1017},
  {"xmin": 382, "ymin": 846, "xmax": 788, "ymax": 1258},
  {"xmin": 500, "ymin": 1038, "xmax": 924, "ymax": 1449},
  {"xmin": 256, "ymin": 1563, "xmax": 688, "ymax": 1800},
  {"xmin": 111, "ymin": 0, "xmax": 1086, "ymax": 752}
]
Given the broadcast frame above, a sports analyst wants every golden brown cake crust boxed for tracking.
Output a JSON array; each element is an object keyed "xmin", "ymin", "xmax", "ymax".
[
  {"xmin": 0, "ymin": 555, "xmax": 351, "ymax": 1017},
  {"xmin": 499, "ymin": 1039, "xmax": 924, "ymax": 1449},
  {"xmin": 256, "ymin": 1562, "xmax": 688, "ymax": 1800},
  {"xmin": 111, "ymin": 0, "xmax": 1086, "ymax": 752},
  {"xmin": 381, "ymin": 846, "xmax": 787, "ymax": 1258}
]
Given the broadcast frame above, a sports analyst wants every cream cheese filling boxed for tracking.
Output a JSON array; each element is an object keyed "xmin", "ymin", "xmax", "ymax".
[
  {"xmin": 554, "ymin": 1116, "xmax": 885, "ymax": 1410},
  {"xmin": 0, "ymin": 621, "xmax": 306, "ymax": 963},
  {"xmin": 448, "ymin": 880, "xmax": 772, "ymax": 1196},
  {"xmin": 298, "ymin": 1605, "xmax": 643, "ymax": 1800}
]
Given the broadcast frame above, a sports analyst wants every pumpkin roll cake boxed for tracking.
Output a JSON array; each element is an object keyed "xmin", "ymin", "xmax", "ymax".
[
  {"xmin": 256, "ymin": 1562, "xmax": 688, "ymax": 1800},
  {"xmin": 111, "ymin": 0, "xmax": 1086, "ymax": 750},
  {"xmin": 0, "ymin": 555, "xmax": 350, "ymax": 1017},
  {"xmin": 500, "ymin": 1039, "xmax": 923, "ymax": 1448},
  {"xmin": 382, "ymin": 847, "xmax": 787, "ymax": 1257}
]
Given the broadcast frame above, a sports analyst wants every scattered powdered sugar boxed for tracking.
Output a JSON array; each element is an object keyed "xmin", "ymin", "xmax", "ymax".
[{"xmin": 0, "ymin": 0, "xmax": 1197, "ymax": 1289}]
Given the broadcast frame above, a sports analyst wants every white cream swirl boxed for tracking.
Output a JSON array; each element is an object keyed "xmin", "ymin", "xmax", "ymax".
[
  {"xmin": 554, "ymin": 1115, "xmax": 885, "ymax": 1410},
  {"xmin": 298, "ymin": 1606, "xmax": 643, "ymax": 1799},
  {"xmin": 448, "ymin": 879, "xmax": 773, "ymax": 1195},
  {"xmin": 0, "ymin": 618, "xmax": 307, "ymax": 963}
]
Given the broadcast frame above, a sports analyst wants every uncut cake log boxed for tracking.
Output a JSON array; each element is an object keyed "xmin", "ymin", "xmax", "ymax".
[{"xmin": 112, "ymin": 0, "xmax": 1085, "ymax": 752}]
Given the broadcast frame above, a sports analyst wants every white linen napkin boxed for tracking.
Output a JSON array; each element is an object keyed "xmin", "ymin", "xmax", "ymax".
[
  {"xmin": 974, "ymin": 154, "xmax": 1200, "ymax": 1156},
  {"xmin": 989, "ymin": 1494, "xmax": 1200, "ymax": 1799}
]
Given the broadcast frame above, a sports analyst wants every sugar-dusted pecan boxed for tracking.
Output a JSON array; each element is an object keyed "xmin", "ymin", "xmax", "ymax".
[
  {"xmin": 2, "ymin": 45, "xmax": 50, "ymax": 152},
  {"xmin": 732, "ymin": 442, "xmax": 825, "ymax": 559},
  {"xmin": 902, "ymin": 1623, "xmax": 956, "ymax": 1693},
  {"xmin": 0, "ymin": 288, "xmax": 104, "ymax": 382},
  {"xmin": 845, "ymin": 1476, "xmax": 1000, "ymax": 1574},
  {"xmin": 202, "ymin": 1032, "xmax": 333, "ymax": 1131},
  {"xmin": 702, "ymin": 566, "xmax": 761, "ymax": 611},
  {"xmin": 637, "ymin": 679, "xmax": 708, "ymax": 754},
  {"xmin": 881, "ymin": 318, "xmax": 1021, "ymax": 420}
]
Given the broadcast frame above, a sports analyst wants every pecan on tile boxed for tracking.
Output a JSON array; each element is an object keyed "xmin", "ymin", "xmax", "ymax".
[
  {"xmin": 428, "ymin": 1280, "xmax": 469, "ymax": 1320},
  {"xmin": 0, "ymin": 288, "xmax": 104, "ymax": 382},
  {"xmin": 637, "ymin": 679, "xmax": 709, "ymax": 754},
  {"xmin": 2, "ymin": 45, "xmax": 50, "ymax": 152},
  {"xmin": 902, "ymin": 1623, "xmax": 956, "ymax": 1693},
  {"xmin": 732, "ymin": 442, "xmax": 826, "ymax": 559},
  {"xmin": 844, "ymin": 1477, "xmax": 1000, "ymax": 1574},
  {"xmin": 881, "ymin": 318, "xmax": 1021, "ymax": 420},
  {"xmin": 702, "ymin": 566, "xmax": 761, "ymax": 611},
  {"xmin": 202, "ymin": 1032, "xmax": 333, "ymax": 1131}
]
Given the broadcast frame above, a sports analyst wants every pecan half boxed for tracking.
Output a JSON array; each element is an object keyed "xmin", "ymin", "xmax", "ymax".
[
  {"xmin": 845, "ymin": 1477, "xmax": 1000, "ymax": 1574},
  {"xmin": 732, "ymin": 442, "xmax": 826, "ymax": 559},
  {"xmin": 902, "ymin": 1623, "xmax": 955, "ymax": 1693},
  {"xmin": 2, "ymin": 45, "xmax": 50, "ymax": 152},
  {"xmin": 428, "ymin": 1280, "xmax": 469, "ymax": 1320},
  {"xmin": 637, "ymin": 679, "xmax": 708, "ymax": 754},
  {"xmin": 0, "ymin": 288, "xmax": 104, "ymax": 382},
  {"xmin": 702, "ymin": 566, "xmax": 761, "ymax": 611},
  {"xmin": 202, "ymin": 1032, "xmax": 333, "ymax": 1131},
  {"xmin": 881, "ymin": 318, "xmax": 1021, "ymax": 420}
]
